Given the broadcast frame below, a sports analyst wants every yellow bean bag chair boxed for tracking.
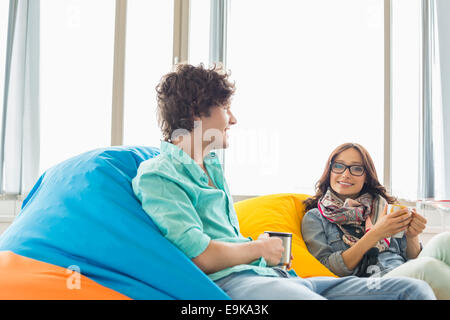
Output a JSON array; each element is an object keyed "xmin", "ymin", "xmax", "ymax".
[{"xmin": 235, "ymin": 193, "xmax": 337, "ymax": 278}]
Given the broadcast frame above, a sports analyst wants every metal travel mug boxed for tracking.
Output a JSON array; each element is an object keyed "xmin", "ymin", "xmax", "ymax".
[{"xmin": 264, "ymin": 231, "xmax": 292, "ymax": 270}]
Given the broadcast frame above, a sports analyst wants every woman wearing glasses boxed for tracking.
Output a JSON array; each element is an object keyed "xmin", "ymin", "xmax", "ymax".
[{"xmin": 301, "ymin": 142, "xmax": 450, "ymax": 299}]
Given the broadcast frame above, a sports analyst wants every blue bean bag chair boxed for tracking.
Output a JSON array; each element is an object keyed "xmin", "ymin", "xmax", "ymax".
[{"xmin": 0, "ymin": 146, "xmax": 229, "ymax": 300}]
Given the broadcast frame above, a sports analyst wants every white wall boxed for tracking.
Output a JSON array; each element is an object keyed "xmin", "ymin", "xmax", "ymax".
[
  {"xmin": 0, "ymin": 199, "xmax": 22, "ymax": 236},
  {"xmin": 0, "ymin": 223, "xmax": 11, "ymax": 235}
]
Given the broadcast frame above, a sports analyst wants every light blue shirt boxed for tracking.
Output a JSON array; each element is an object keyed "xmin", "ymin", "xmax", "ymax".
[{"xmin": 132, "ymin": 141, "xmax": 278, "ymax": 281}]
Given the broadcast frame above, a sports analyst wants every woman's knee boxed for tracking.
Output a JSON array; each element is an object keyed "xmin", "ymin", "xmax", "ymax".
[
  {"xmin": 406, "ymin": 257, "xmax": 450, "ymax": 300},
  {"xmin": 386, "ymin": 256, "xmax": 440, "ymax": 279},
  {"xmin": 420, "ymin": 232, "xmax": 450, "ymax": 263},
  {"xmin": 428, "ymin": 231, "xmax": 450, "ymax": 247},
  {"xmin": 416, "ymin": 256, "xmax": 442, "ymax": 273},
  {"xmin": 406, "ymin": 256, "xmax": 449, "ymax": 283}
]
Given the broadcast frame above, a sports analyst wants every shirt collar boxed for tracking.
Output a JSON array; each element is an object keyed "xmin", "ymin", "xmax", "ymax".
[{"xmin": 160, "ymin": 140, "xmax": 220, "ymax": 183}]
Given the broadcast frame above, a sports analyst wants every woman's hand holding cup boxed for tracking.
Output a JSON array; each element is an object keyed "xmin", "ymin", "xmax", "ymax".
[
  {"xmin": 405, "ymin": 209, "xmax": 427, "ymax": 238},
  {"xmin": 371, "ymin": 204, "xmax": 412, "ymax": 240}
]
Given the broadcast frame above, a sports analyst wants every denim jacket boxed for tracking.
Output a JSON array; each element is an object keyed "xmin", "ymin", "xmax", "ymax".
[{"xmin": 302, "ymin": 208, "xmax": 409, "ymax": 277}]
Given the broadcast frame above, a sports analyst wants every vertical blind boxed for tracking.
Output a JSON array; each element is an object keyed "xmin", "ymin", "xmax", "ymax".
[{"xmin": 0, "ymin": 0, "xmax": 40, "ymax": 195}]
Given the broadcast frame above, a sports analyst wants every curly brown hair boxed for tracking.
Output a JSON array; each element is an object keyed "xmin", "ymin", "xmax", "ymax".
[
  {"xmin": 155, "ymin": 63, "xmax": 236, "ymax": 142},
  {"xmin": 303, "ymin": 143, "xmax": 397, "ymax": 212}
]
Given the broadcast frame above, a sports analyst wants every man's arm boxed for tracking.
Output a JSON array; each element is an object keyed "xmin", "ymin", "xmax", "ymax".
[
  {"xmin": 192, "ymin": 234, "xmax": 284, "ymax": 274},
  {"xmin": 134, "ymin": 174, "xmax": 284, "ymax": 273}
]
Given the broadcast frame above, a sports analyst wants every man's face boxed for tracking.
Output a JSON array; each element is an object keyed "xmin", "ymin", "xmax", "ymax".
[{"xmin": 198, "ymin": 104, "xmax": 237, "ymax": 150}]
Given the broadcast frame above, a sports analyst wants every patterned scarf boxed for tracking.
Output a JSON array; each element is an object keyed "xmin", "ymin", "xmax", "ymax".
[{"xmin": 318, "ymin": 188, "xmax": 390, "ymax": 253}]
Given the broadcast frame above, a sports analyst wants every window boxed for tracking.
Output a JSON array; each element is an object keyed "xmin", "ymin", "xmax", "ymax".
[
  {"xmin": 189, "ymin": 0, "xmax": 211, "ymax": 66},
  {"xmin": 40, "ymin": 0, "xmax": 115, "ymax": 174},
  {"xmin": 225, "ymin": 0, "xmax": 384, "ymax": 196},
  {"xmin": 0, "ymin": 1, "xmax": 9, "ymax": 128},
  {"xmin": 391, "ymin": 0, "xmax": 421, "ymax": 201},
  {"xmin": 122, "ymin": 0, "xmax": 174, "ymax": 147}
]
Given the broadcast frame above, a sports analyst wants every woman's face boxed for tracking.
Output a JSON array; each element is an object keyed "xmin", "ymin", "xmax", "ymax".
[{"xmin": 329, "ymin": 148, "xmax": 367, "ymax": 200}]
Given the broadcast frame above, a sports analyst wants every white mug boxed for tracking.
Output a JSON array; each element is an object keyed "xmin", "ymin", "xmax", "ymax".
[{"xmin": 386, "ymin": 204, "xmax": 412, "ymax": 238}]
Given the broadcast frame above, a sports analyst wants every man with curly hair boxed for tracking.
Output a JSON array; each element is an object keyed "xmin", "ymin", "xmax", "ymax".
[{"xmin": 132, "ymin": 63, "xmax": 435, "ymax": 300}]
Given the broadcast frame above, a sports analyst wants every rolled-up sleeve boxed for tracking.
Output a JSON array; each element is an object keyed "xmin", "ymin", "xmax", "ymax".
[
  {"xmin": 301, "ymin": 210, "xmax": 354, "ymax": 277},
  {"xmin": 132, "ymin": 173, "xmax": 211, "ymax": 259}
]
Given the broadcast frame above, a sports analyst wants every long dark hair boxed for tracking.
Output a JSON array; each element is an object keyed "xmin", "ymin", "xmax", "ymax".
[{"xmin": 303, "ymin": 143, "xmax": 397, "ymax": 212}]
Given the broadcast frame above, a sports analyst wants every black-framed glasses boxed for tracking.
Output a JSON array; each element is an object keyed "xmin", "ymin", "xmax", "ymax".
[{"xmin": 330, "ymin": 162, "xmax": 365, "ymax": 176}]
